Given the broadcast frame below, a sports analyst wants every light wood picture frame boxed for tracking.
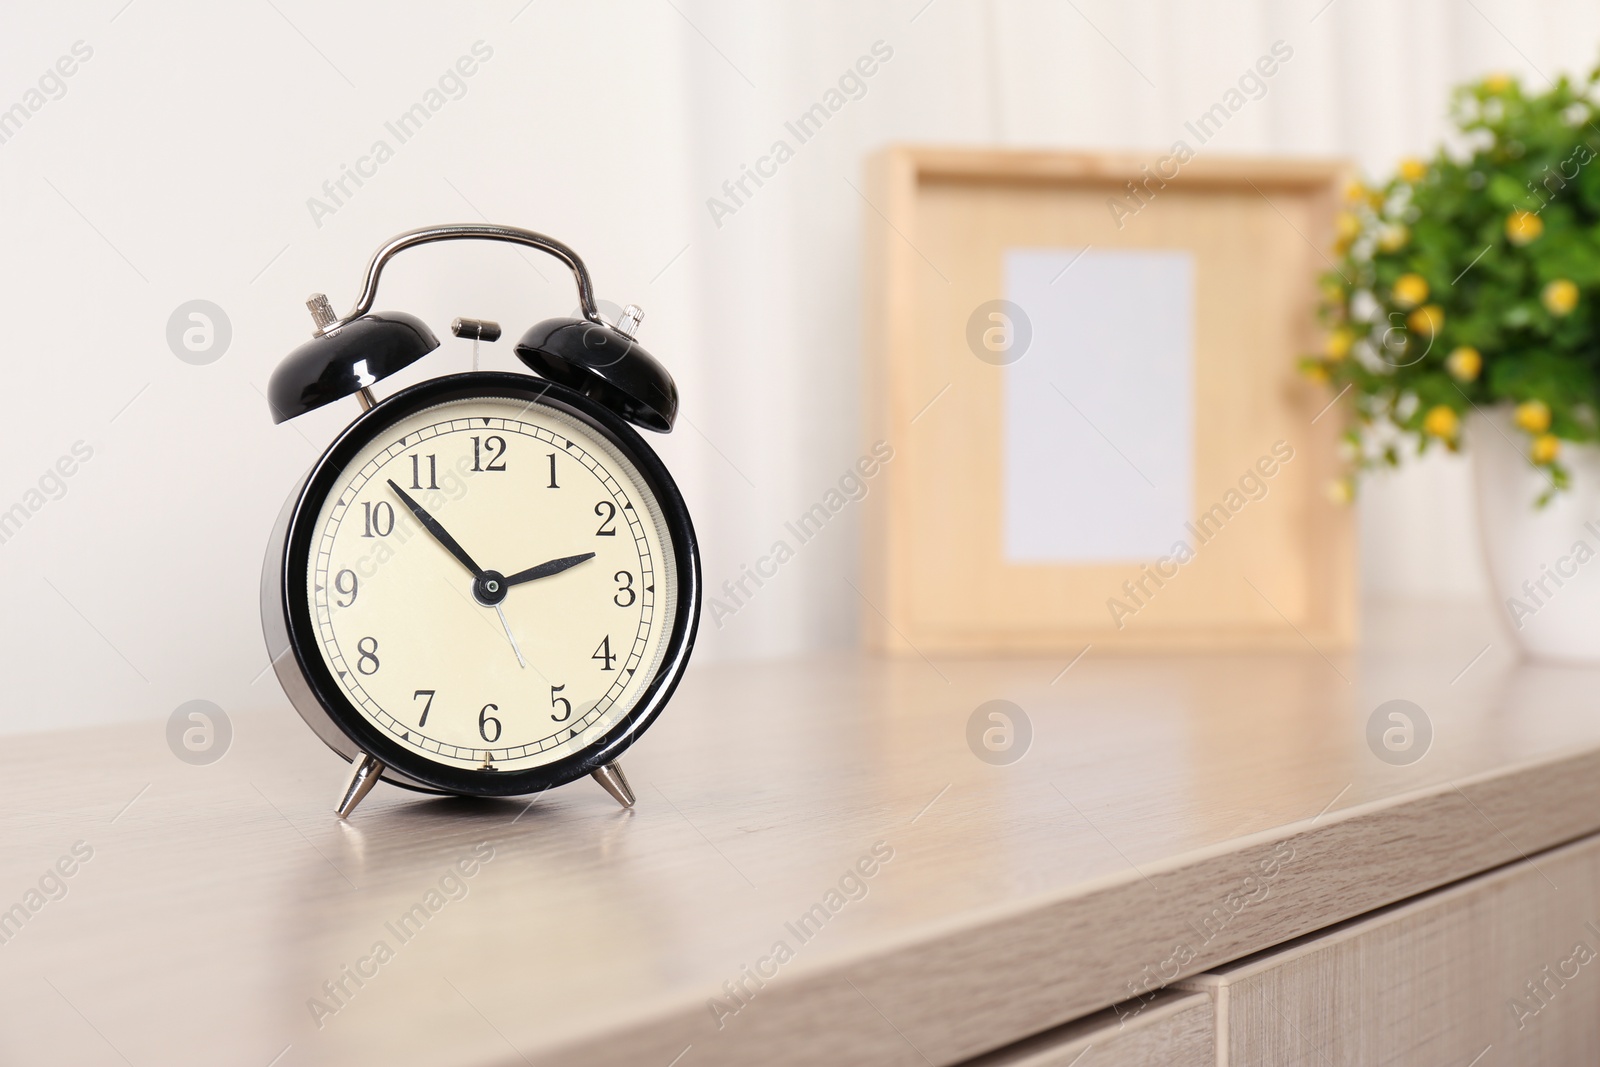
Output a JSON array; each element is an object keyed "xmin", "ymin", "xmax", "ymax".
[{"xmin": 861, "ymin": 147, "xmax": 1356, "ymax": 654}]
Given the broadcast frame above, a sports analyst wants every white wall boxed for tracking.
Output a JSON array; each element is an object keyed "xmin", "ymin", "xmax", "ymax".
[{"xmin": 0, "ymin": 0, "xmax": 1588, "ymax": 733}]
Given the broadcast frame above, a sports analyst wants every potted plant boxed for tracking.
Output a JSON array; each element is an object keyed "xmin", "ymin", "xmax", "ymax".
[{"xmin": 1306, "ymin": 66, "xmax": 1600, "ymax": 660}]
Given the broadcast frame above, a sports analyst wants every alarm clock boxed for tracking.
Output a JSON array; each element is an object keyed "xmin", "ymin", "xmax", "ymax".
[{"xmin": 260, "ymin": 224, "xmax": 701, "ymax": 818}]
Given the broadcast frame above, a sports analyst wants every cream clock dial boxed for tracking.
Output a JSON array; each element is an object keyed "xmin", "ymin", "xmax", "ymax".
[{"xmin": 306, "ymin": 394, "xmax": 677, "ymax": 773}]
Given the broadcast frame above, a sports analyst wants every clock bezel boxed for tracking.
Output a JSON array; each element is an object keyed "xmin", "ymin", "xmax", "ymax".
[{"xmin": 275, "ymin": 371, "xmax": 700, "ymax": 797}]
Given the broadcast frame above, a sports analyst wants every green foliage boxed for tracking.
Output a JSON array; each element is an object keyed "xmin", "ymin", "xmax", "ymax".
[{"xmin": 1309, "ymin": 67, "xmax": 1600, "ymax": 498}]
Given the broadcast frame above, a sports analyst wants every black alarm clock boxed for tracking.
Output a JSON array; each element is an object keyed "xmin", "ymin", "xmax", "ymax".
[{"xmin": 260, "ymin": 225, "xmax": 700, "ymax": 818}]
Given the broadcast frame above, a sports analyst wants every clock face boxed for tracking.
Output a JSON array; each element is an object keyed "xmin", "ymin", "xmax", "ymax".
[{"xmin": 297, "ymin": 385, "xmax": 684, "ymax": 778}]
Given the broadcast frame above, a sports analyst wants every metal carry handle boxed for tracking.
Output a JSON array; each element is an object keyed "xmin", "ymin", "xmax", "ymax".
[{"xmin": 311, "ymin": 224, "xmax": 603, "ymax": 335}]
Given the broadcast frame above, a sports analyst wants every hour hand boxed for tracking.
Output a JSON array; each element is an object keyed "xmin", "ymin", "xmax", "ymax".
[
  {"xmin": 503, "ymin": 552, "xmax": 596, "ymax": 588},
  {"xmin": 386, "ymin": 480, "xmax": 483, "ymax": 577}
]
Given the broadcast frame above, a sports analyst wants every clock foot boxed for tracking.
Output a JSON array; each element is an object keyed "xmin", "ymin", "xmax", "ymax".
[
  {"xmin": 591, "ymin": 761, "xmax": 635, "ymax": 809},
  {"xmin": 335, "ymin": 752, "xmax": 386, "ymax": 818}
]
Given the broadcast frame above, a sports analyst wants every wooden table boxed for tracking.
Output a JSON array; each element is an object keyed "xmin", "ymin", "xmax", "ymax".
[{"xmin": 6, "ymin": 602, "xmax": 1600, "ymax": 1066}]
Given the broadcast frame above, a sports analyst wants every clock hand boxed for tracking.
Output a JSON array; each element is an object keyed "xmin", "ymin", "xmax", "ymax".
[
  {"xmin": 502, "ymin": 552, "xmax": 596, "ymax": 588},
  {"xmin": 386, "ymin": 479, "xmax": 483, "ymax": 577},
  {"xmin": 493, "ymin": 603, "xmax": 527, "ymax": 669}
]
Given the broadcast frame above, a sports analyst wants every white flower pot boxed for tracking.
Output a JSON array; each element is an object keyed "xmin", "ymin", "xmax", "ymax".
[{"xmin": 1471, "ymin": 407, "xmax": 1600, "ymax": 661}]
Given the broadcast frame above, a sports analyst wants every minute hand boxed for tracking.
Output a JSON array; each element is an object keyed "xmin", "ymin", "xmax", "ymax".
[
  {"xmin": 503, "ymin": 553, "xmax": 596, "ymax": 588},
  {"xmin": 386, "ymin": 480, "xmax": 484, "ymax": 577}
]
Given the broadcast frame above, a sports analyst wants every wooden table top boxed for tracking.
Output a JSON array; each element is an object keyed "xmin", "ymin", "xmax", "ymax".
[{"xmin": 6, "ymin": 602, "xmax": 1600, "ymax": 1067}]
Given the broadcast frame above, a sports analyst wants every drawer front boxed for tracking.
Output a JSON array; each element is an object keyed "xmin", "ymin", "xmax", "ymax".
[
  {"xmin": 1179, "ymin": 831, "xmax": 1600, "ymax": 1065},
  {"xmin": 963, "ymin": 990, "xmax": 1213, "ymax": 1067}
]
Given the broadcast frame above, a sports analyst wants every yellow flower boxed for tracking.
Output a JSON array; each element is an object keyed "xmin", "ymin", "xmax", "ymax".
[
  {"xmin": 1507, "ymin": 210, "xmax": 1544, "ymax": 245},
  {"xmin": 1321, "ymin": 280, "xmax": 1346, "ymax": 305},
  {"xmin": 1378, "ymin": 224, "xmax": 1410, "ymax": 252},
  {"xmin": 1399, "ymin": 158, "xmax": 1428, "ymax": 183},
  {"xmin": 1515, "ymin": 399, "xmax": 1551, "ymax": 433},
  {"xmin": 1302, "ymin": 362, "xmax": 1331, "ymax": 384},
  {"xmin": 1484, "ymin": 72, "xmax": 1512, "ymax": 94},
  {"xmin": 1326, "ymin": 478, "xmax": 1354, "ymax": 505},
  {"xmin": 1336, "ymin": 212, "xmax": 1361, "ymax": 242},
  {"xmin": 1408, "ymin": 304, "xmax": 1444, "ymax": 336},
  {"xmin": 1446, "ymin": 346, "xmax": 1482, "ymax": 382},
  {"xmin": 1344, "ymin": 181, "xmax": 1367, "ymax": 204},
  {"xmin": 1325, "ymin": 328, "xmax": 1354, "ymax": 360},
  {"xmin": 1393, "ymin": 273, "xmax": 1429, "ymax": 307},
  {"xmin": 1423, "ymin": 405, "xmax": 1460, "ymax": 440},
  {"xmin": 1543, "ymin": 279, "xmax": 1579, "ymax": 316},
  {"xmin": 1531, "ymin": 433, "xmax": 1560, "ymax": 465}
]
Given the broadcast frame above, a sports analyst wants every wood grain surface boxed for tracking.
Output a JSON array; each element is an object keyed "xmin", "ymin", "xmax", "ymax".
[
  {"xmin": 1180, "ymin": 831, "xmax": 1600, "ymax": 1065},
  {"xmin": 967, "ymin": 991, "xmax": 1214, "ymax": 1067},
  {"xmin": 2, "ymin": 603, "xmax": 1596, "ymax": 1066}
]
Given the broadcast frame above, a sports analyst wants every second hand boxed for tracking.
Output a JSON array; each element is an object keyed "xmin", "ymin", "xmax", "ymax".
[{"xmin": 493, "ymin": 602, "xmax": 527, "ymax": 669}]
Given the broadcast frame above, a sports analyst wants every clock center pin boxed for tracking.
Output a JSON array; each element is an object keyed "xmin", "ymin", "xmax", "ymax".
[{"xmin": 472, "ymin": 570, "xmax": 509, "ymax": 606}]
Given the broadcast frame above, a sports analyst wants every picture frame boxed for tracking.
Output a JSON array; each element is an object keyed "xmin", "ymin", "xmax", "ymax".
[{"xmin": 860, "ymin": 146, "xmax": 1356, "ymax": 653}]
